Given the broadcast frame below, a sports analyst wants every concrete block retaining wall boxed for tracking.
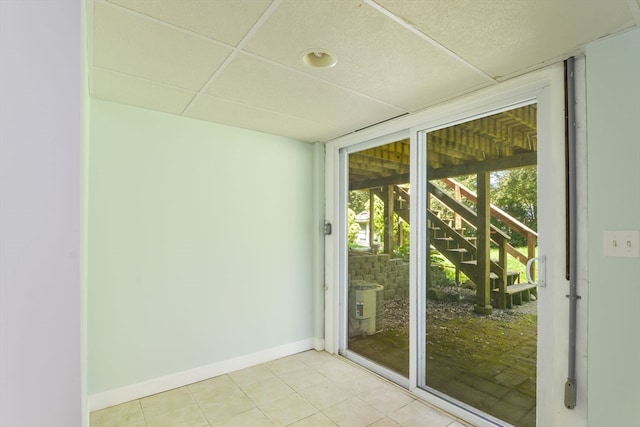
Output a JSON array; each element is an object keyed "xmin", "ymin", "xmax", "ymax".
[{"xmin": 348, "ymin": 253, "xmax": 410, "ymax": 298}]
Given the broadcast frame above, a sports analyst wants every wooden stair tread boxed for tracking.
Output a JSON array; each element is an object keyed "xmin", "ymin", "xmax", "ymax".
[
  {"xmin": 489, "ymin": 271, "xmax": 521, "ymax": 280},
  {"xmin": 492, "ymin": 283, "xmax": 537, "ymax": 294},
  {"xmin": 427, "ymin": 202, "xmax": 534, "ymax": 309}
]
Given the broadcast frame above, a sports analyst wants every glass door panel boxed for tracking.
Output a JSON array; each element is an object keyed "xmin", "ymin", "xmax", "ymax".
[
  {"xmin": 421, "ymin": 105, "xmax": 539, "ymax": 427},
  {"xmin": 346, "ymin": 139, "xmax": 410, "ymax": 377}
]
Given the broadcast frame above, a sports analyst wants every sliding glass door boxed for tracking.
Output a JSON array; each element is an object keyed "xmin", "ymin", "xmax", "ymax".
[
  {"xmin": 342, "ymin": 137, "xmax": 411, "ymax": 381},
  {"xmin": 420, "ymin": 104, "xmax": 539, "ymax": 427},
  {"xmin": 333, "ymin": 71, "xmax": 571, "ymax": 427}
]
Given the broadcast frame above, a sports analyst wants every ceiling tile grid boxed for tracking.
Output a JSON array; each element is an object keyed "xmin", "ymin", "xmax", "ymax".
[
  {"xmin": 374, "ymin": 0, "xmax": 637, "ymax": 79},
  {"xmin": 185, "ymin": 94, "xmax": 350, "ymax": 142},
  {"xmin": 90, "ymin": 0, "xmax": 638, "ymax": 143},
  {"xmin": 204, "ymin": 53, "xmax": 406, "ymax": 131},
  {"xmin": 94, "ymin": 1, "xmax": 233, "ymax": 91},
  {"xmin": 105, "ymin": 0, "xmax": 273, "ymax": 46},
  {"xmin": 243, "ymin": 0, "xmax": 494, "ymax": 111},
  {"xmin": 92, "ymin": 67, "xmax": 197, "ymax": 115}
]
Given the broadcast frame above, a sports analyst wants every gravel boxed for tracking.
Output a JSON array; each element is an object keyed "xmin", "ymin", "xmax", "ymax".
[{"xmin": 382, "ymin": 290, "xmax": 537, "ymax": 332}]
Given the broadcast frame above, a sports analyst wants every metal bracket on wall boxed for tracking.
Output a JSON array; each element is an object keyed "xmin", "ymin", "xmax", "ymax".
[{"xmin": 324, "ymin": 221, "xmax": 332, "ymax": 235}]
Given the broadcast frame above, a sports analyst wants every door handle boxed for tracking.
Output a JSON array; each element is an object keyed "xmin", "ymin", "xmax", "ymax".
[{"xmin": 526, "ymin": 256, "xmax": 546, "ymax": 287}]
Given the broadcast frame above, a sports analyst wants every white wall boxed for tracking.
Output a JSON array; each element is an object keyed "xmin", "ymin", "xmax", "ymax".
[
  {"xmin": 0, "ymin": 1, "xmax": 84, "ymax": 426},
  {"xmin": 87, "ymin": 100, "xmax": 322, "ymax": 402},
  {"xmin": 586, "ymin": 27, "xmax": 640, "ymax": 426}
]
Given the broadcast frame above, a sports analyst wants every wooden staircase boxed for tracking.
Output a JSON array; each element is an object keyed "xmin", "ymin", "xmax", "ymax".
[
  {"xmin": 428, "ymin": 211, "xmax": 535, "ymax": 308},
  {"xmin": 390, "ymin": 182, "xmax": 537, "ymax": 310}
]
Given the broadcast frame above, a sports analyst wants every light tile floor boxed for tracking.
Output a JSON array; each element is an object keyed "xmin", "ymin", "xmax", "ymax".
[{"xmin": 90, "ymin": 350, "xmax": 472, "ymax": 427}]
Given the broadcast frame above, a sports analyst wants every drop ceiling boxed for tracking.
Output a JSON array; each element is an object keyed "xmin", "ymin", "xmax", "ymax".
[{"xmin": 90, "ymin": 0, "xmax": 639, "ymax": 143}]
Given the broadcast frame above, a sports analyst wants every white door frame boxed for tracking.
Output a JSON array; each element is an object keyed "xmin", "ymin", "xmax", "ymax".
[
  {"xmin": 335, "ymin": 130, "xmax": 412, "ymax": 389},
  {"xmin": 324, "ymin": 61, "xmax": 587, "ymax": 426}
]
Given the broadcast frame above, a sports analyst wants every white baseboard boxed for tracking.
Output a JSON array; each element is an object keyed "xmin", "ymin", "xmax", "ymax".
[
  {"xmin": 312, "ymin": 337, "xmax": 325, "ymax": 351},
  {"xmin": 88, "ymin": 338, "xmax": 315, "ymax": 412}
]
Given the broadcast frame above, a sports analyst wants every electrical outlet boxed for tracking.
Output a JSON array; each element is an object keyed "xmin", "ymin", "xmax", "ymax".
[{"xmin": 603, "ymin": 230, "xmax": 640, "ymax": 258}]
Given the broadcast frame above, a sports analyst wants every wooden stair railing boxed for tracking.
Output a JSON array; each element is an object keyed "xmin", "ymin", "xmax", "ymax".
[
  {"xmin": 426, "ymin": 182, "xmax": 514, "ymax": 308},
  {"xmin": 373, "ymin": 182, "xmax": 535, "ymax": 309},
  {"xmin": 427, "ymin": 212, "xmax": 479, "ymax": 281},
  {"xmin": 426, "ymin": 182, "xmax": 510, "ymax": 265},
  {"xmin": 441, "ymin": 178, "xmax": 538, "ymax": 279}
]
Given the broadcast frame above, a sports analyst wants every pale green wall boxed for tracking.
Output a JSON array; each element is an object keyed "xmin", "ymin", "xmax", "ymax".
[
  {"xmin": 88, "ymin": 100, "xmax": 318, "ymax": 394},
  {"xmin": 586, "ymin": 28, "xmax": 640, "ymax": 426}
]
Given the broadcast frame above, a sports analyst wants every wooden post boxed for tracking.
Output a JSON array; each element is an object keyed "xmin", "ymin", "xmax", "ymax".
[
  {"xmin": 383, "ymin": 185, "xmax": 395, "ymax": 255},
  {"xmin": 527, "ymin": 233, "xmax": 536, "ymax": 281},
  {"xmin": 475, "ymin": 171, "xmax": 493, "ymax": 315},
  {"xmin": 454, "ymin": 181, "xmax": 462, "ymax": 230},
  {"xmin": 369, "ymin": 190, "xmax": 375, "ymax": 250},
  {"xmin": 453, "ymin": 182, "xmax": 462, "ymax": 284},
  {"xmin": 496, "ymin": 236, "xmax": 508, "ymax": 308},
  {"xmin": 426, "ymin": 190, "xmax": 431, "ymax": 292}
]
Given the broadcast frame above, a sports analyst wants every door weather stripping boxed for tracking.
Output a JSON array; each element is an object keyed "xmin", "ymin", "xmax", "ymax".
[{"xmin": 564, "ymin": 56, "xmax": 581, "ymax": 410}]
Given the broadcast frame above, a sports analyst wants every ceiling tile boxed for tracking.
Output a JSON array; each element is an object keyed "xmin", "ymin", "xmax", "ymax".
[
  {"xmin": 91, "ymin": 0, "xmax": 637, "ymax": 142},
  {"xmin": 374, "ymin": 0, "xmax": 637, "ymax": 79},
  {"xmin": 186, "ymin": 94, "xmax": 349, "ymax": 142},
  {"xmin": 205, "ymin": 53, "xmax": 407, "ymax": 131},
  {"xmin": 105, "ymin": 0, "xmax": 273, "ymax": 46},
  {"xmin": 94, "ymin": 1, "xmax": 232, "ymax": 91},
  {"xmin": 92, "ymin": 67, "xmax": 196, "ymax": 115},
  {"xmin": 243, "ymin": 0, "xmax": 492, "ymax": 111}
]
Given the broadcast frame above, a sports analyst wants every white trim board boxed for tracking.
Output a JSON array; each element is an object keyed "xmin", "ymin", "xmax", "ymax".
[
  {"xmin": 88, "ymin": 339, "xmax": 315, "ymax": 412},
  {"xmin": 312, "ymin": 337, "xmax": 325, "ymax": 351}
]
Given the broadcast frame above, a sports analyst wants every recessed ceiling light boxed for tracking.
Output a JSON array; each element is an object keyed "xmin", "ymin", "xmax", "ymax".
[{"xmin": 300, "ymin": 49, "xmax": 338, "ymax": 69}]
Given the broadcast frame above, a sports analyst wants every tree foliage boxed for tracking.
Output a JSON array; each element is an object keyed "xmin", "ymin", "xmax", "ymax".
[
  {"xmin": 492, "ymin": 167, "xmax": 537, "ymax": 227},
  {"xmin": 348, "ymin": 190, "xmax": 369, "ymax": 216},
  {"xmin": 347, "ymin": 208, "xmax": 361, "ymax": 244},
  {"xmin": 446, "ymin": 168, "xmax": 538, "ymax": 246},
  {"xmin": 491, "ymin": 167, "xmax": 537, "ymax": 246}
]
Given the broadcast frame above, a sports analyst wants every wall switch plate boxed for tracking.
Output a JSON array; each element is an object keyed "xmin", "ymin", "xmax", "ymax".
[{"xmin": 603, "ymin": 230, "xmax": 640, "ymax": 258}]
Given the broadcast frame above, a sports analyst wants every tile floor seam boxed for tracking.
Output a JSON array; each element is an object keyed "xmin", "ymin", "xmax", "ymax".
[
  {"xmin": 321, "ymin": 395, "xmax": 386, "ymax": 427},
  {"xmin": 254, "ymin": 406, "xmax": 277, "ymax": 427},
  {"xmin": 262, "ymin": 397, "xmax": 317, "ymax": 426},
  {"xmin": 183, "ymin": 384, "xmax": 214, "ymax": 426},
  {"xmin": 223, "ymin": 379, "xmax": 265, "ymax": 423},
  {"xmin": 292, "ymin": 389, "xmax": 323, "ymax": 412},
  {"xmin": 138, "ymin": 399, "xmax": 150, "ymax": 427},
  {"xmin": 227, "ymin": 373, "xmax": 271, "ymax": 409}
]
